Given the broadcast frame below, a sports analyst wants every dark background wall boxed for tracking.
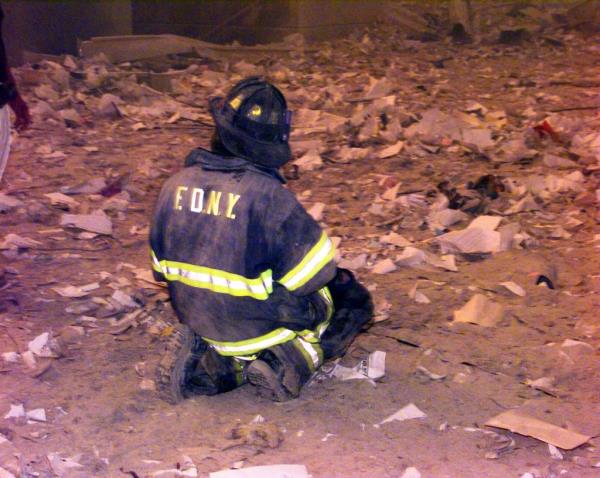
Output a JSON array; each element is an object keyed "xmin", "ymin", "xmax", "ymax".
[
  {"xmin": 1, "ymin": 0, "xmax": 383, "ymax": 65},
  {"xmin": 131, "ymin": 1, "xmax": 294, "ymax": 45},
  {"xmin": 130, "ymin": 1, "xmax": 382, "ymax": 45},
  {"xmin": 2, "ymin": 0, "xmax": 132, "ymax": 64}
]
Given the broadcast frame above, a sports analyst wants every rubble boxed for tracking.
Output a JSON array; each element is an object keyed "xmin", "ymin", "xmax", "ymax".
[{"xmin": 1, "ymin": 3, "xmax": 599, "ymax": 476}]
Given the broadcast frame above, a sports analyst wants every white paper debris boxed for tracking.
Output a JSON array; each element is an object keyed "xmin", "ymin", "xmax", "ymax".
[
  {"xmin": 453, "ymin": 294, "xmax": 504, "ymax": 327},
  {"xmin": 111, "ymin": 290, "xmax": 138, "ymax": 309},
  {"xmin": 436, "ymin": 228, "xmax": 502, "ymax": 254},
  {"xmin": 294, "ymin": 150, "xmax": 323, "ymax": 171},
  {"xmin": 400, "ymin": 467, "xmax": 422, "ymax": 478},
  {"xmin": 331, "ymin": 351, "xmax": 386, "ymax": 383},
  {"xmin": 60, "ymin": 213, "xmax": 113, "ymax": 235},
  {"xmin": 4, "ymin": 404, "xmax": 25, "ymax": 420},
  {"xmin": 367, "ymin": 351, "xmax": 386, "ymax": 379},
  {"xmin": 467, "ymin": 215, "xmax": 502, "ymax": 231},
  {"xmin": 371, "ymin": 258, "xmax": 397, "ymax": 274},
  {"xmin": 308, "ymin": 202, "xmax": 325, "ymax": 221},
  {"xmin": 28, "ymin": 332, "xmax": 50, "ymax": 356},
  {"xmin": 409, "ymin": 282, "xmax": 431, "ymax": 304},
  {"xmin": 52, "ymin": 282, "xmax": 100, "ymax": 298},
  {"xmin": 337, "ymin": 253, "xmax": 368, "ymax": 270},
  {"xmin": 499, "ymin": 281, "xmax": 526, "ymax": 297},
  {"xmin": 1, "ymin": 352, "xmax": 19, "ymax": 363},
  {"xmin": 378, "ymin": 141, "xmax": 404, "ymax": 158},
  {"xmin": 380, "ymin": 232, "xmax": 411, "ymax": 247},
  {"xmin": 395, "ymin": 247, "xmax": 427, "ymax": 267},
  {"xmin": 548, "ymin": 443, "xmax": 564, "ymax": 460},
  {"xmin": 379, "ymin": 403, "xmax": 427, "ymax": 425},
  {"xmin": 21, "ymin": 351, "xmax": 37, "ymax": 369},
  {"xmin": 26, "ymin": 408, "xmax": 47, "ymax": 422},
  {"xmin": 209, "ymin": 464, "xmax": 309, "ymax": 478},
  {"xmin": 47, "ymin": 453, "xmax": 83, "ymax": 476}
]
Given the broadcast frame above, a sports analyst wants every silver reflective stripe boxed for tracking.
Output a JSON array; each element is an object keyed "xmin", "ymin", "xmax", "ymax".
[
  {"xmin": 280, "ymin": 232, "xmax": 335, "ymax": 291},
  {"xmin": 151, "ymin": 250, "xmax": 273, "ymax": 300},
  {"xmin": 205, "ymin": 328, "xmax": 297, "ymax": 356},
  {"xmin": 297, "ymin": 338, "xmax": 322, "ymax": 369},
  {"xmin": 0, "ymin": 106, "xmax": 11, "ymax": 182}
]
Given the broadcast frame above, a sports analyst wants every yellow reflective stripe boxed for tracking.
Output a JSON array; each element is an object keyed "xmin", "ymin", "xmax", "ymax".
[
  {"xmin": 150, "ymin": 251, "xmax": 273, "ymax": 300},
  {"xmin": 295, "ymin": 338, "xmax": 323, "ymax": 371},
  {"xmin": 279, "ymin": 232, "xmax": 335, "ymax": 291},
  {"xmin": 297, "ymin": 329, "xmax": 319, "ymax": 343},
  {"xmin": 233, "ymin": 359, "xmax": 245, "ymax": 386},
  {"xmin": 203, "ymin": 328, "xmax": 296, "ymax": 356},
  {"xmin": 318, "ymin": 286, "xmax": 334, "ymax": 321}
]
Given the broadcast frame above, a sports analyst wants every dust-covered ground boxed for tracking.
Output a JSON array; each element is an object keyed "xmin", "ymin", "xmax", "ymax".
[{"xmin": 1, "ymin": 4, "xmax": 600, "ymax": 478}]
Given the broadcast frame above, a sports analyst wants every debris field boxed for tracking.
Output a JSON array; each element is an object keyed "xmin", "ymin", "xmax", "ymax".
[{"xmin": 1, "ymin": 2, "xmax": 599, "ymax": 477}]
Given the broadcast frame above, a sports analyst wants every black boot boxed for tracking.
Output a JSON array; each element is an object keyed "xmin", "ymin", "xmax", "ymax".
[
  {"xmin": 156, "ymin": 323, "xmax": 241, "ymax": 404},
  {"xmin": 247, "ymin": 340, "xmax": 315, "ymax": 401}
]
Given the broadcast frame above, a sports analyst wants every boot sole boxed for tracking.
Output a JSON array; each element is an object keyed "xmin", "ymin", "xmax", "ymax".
[
  {"xmin": 246, "ymin": 360, "xmax": 291, "ymax": 402},
  {"xmin": 156, "ymin": 323, "xmax": 198, "ymax": 404}
]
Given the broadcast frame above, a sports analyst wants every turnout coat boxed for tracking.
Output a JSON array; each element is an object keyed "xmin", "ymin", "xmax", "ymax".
[{"xmin": 150, "ymin": 149, "xmax": 336, "ymax": 354}]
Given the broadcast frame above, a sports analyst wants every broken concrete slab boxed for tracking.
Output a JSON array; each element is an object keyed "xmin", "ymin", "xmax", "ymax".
[{"xmin": 80, "ymin": 34, "xmax": 313, "ymax": 65}]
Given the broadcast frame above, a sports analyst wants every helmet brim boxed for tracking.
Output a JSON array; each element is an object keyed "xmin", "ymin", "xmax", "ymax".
[{"xmin": 209, "ymin": 97, "xmax": 292, "ymax": 169}]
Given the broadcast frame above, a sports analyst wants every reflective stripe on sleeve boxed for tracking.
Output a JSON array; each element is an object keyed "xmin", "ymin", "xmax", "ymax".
[
  {"xmin": 150, "ymin": 249, "xmax": 273, "ymax": 300},
  {"xmin": 279, "ymin": 232, "xmax": 335, "ymax": 291},
  {"xmin": 203, "ymin": 327, "xmax": 297, "ymax": 356}
]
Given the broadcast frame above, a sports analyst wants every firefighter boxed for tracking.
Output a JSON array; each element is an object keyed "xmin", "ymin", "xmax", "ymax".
[{"xmin": 150, "ymin": 77, "xmax": 372, "ymax": 403}]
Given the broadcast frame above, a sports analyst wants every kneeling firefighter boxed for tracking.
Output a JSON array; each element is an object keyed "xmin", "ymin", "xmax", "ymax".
[{"xmin": 150, "ymin": 77, "xmax": 373, "ymax": 402}]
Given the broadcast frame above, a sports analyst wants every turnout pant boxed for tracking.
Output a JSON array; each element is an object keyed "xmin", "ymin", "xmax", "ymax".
[{"xmin": 195, "ymin": 269, "xmax": 373, "ymax": 396}]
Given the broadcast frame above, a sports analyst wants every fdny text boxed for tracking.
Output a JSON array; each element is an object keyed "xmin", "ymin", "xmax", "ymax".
[{"xmin": 174, "ymin": 186, "xmax": 241, "ymax": 220}]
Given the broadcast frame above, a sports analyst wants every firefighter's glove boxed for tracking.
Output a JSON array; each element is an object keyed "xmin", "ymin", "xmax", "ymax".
[{"xmin": 327, "ymin": 268, "xmax": 374, "ymax": 315}]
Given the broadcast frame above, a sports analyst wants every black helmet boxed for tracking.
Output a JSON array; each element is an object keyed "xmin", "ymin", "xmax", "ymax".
[{"xmin": 209, "ymin": 77, "xmax": 292, "ymax": 168}]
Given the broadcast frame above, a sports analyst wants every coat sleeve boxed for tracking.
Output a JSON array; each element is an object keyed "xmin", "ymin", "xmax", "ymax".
[{"xmin": 268, "ymin": 192, "xmax": 337, "ymax": 296}]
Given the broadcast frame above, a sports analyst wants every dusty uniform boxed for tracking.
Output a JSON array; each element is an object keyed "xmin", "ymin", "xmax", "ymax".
[{"xmin": 150, "ymin": 148, "xmax": 336, "ymax": 376}]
